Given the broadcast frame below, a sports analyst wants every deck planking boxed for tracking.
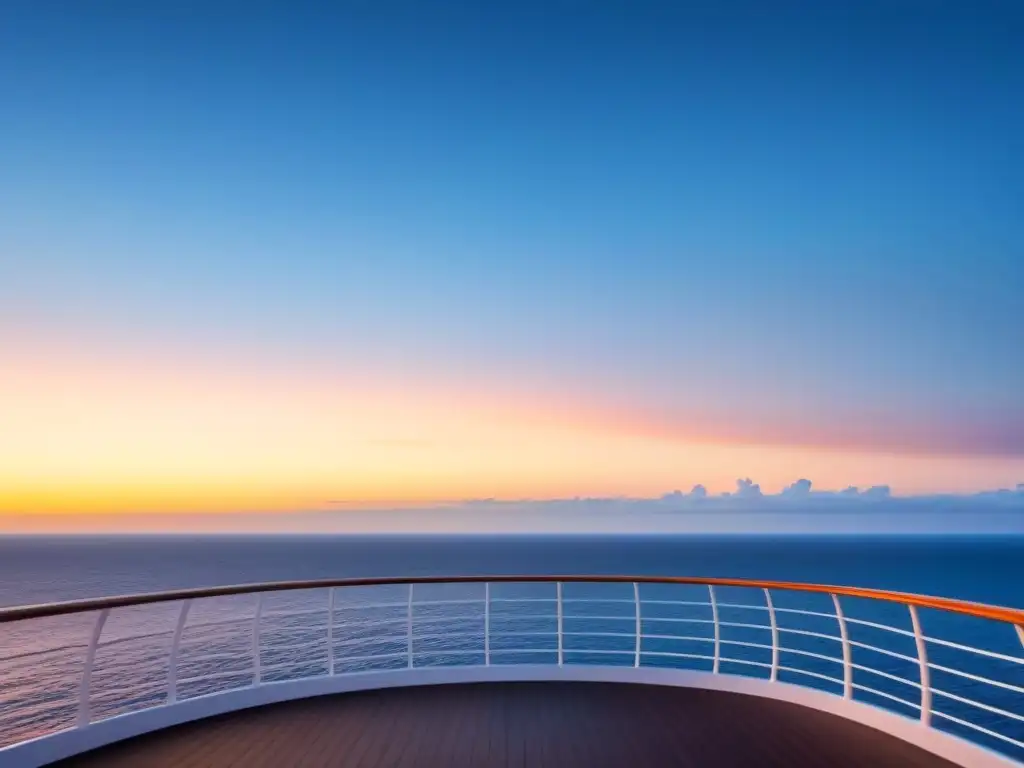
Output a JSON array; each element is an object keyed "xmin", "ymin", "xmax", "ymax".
[{"xmin": 55, "ymin": 681, "xmax": 962, "ymax": 767}]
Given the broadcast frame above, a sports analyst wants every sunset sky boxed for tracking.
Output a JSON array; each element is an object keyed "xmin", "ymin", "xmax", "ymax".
[{"xmin": 2, "ymin": 2, "xmax": 1022, "ymax": 523}]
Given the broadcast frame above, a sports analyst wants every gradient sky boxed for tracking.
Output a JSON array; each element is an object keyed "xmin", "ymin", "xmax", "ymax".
[{"xmin": 2, "ymin": 1, "xmax": 1023, "ymax": 518}]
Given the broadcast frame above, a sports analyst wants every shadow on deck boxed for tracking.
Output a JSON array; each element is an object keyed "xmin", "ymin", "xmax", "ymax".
[{"xmin": 56, "ymin": 681, "xmax": 959, "ymax": 767}]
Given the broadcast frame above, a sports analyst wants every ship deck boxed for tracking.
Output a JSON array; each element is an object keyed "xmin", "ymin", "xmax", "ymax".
[{"xmin": 55, "ymin": 681, "xmax": 960, "ymax": 767}]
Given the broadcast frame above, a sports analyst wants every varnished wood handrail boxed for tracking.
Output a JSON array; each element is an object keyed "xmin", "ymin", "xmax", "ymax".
[{"xmin": 1, "ymin": 575, "xmax": 1022, "ymax": 626}]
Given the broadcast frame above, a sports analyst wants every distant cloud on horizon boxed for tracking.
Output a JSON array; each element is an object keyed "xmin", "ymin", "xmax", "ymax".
[
  {"xmin": 392, "ymin": 479, "xmax": 1024, "ymax": 534},
  {"xmin": 456, "ymin": 477, "xmax": 1024, "ymax": 513}
]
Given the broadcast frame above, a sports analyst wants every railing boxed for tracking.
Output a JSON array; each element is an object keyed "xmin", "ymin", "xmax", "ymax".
[{"xmin": 1, "ymin": 576, "xmax": 1022, "ymax": 766}]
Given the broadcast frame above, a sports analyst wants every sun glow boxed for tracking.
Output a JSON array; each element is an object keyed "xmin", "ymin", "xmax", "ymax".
[{"xmin": 3, "ymin": 343, "xmax": 1024, "ymax": 516}]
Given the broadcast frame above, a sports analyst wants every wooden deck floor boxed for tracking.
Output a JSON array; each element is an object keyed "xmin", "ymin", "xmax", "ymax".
[{"xmin": 57, "ymin": 682, "xmax": 960, "ymax": 768}]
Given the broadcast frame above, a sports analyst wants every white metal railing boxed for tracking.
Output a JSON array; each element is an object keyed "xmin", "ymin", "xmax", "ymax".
[{"xmin": 0, "ymin": 576, "xmax": 1022, "ymax": 765}]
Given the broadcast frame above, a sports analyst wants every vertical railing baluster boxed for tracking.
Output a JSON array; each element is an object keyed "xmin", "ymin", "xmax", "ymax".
[
  {"xmin": 78, "ymin": 608, "xmax": 110, "ymax": 728},
  {"xmin": 764, "ymin": 588, "xmax": 779, "ymax": 683},
  {"xmin": 832, "ymin": 594, "xmax": 852, "ymax": 699},
  {"xmin": 556, "ymin": 582, "xmax": 564, "ymax": 667},
  {"xmin": 708, "ymin": 585, "xmax": 720, "ymax": 674},
  {"xmin": 909, "ymin": 605, "xmax": 931, "ymax": 725},
  {"xmin": 407, "ymin": 584, "xmax": 414, "ymax": 669},
  {"xmin": 484, "ymin": 582, "xmax": 491, "ymax": 667},
  {"xmin": 1016, "ymin": 624, "xmax": 1024, "ymax": 650},
  {"xmin": 166, "ymin": 600, "xmax": 192, "ymax": 704},
  {"xmin": 633, "ymin": 582, "xmax": 641, "ymax": 668},
  {"xmin": 252, "ymin": 594, "xmax": 264, "ymax": 686},
  {"xmin": 327, "ymin": 588, "xmax": 336, "ymax": 676}
]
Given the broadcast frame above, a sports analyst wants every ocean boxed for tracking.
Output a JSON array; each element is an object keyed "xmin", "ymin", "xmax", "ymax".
[
  {"xmin": 2, "ymin": 534, "xmax": 1024, "ymax": 608},
  {"xmin": 1, "ymin": 535, "xmax": 1022, "ymax": 759}
]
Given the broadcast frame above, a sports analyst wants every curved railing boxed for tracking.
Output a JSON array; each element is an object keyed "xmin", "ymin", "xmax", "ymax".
[{"xmin": 1, "ymin": 576, "xmax": 1022, "ymax": 767}]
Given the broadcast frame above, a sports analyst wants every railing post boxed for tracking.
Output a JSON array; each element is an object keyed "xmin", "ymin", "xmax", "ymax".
[
  {"xmin": 78, "ymin": 608, "xmax": 110, "ymax": 728},
  {"xmin": 484, "ymin": 582, "xmax": 491, "ymax": 667},
  {"xmin": 1016, "ymin": 624, "xmax": 1024, "ymax": 651},
  {"xmin": 708, "ymin": 585, "xmax": 720, "ymax": 674},
  {"xmin": 764, "ymin": 588, "xmax": 779, "ymax": 683},
  {"xmin": 633, "ymin": 582, "xmax": 641, "ymax": 668},
  {"xmin": 327, "ymin": 588, "xmax": 336, "ymax": 676},
  {"xmin": 556, "ymin": 582, "xmax": 564, "ymax": 667},
  {"xmin": 831, "ymin": 593, "xmax": 852, "ymax": 699},
  {"xmin": 166, "ymin": 599, "xmax": 192, "ymax": 704},
  {"xmin": 909, "ymin": 605, "xmax": 932, "ymax": 725},
  {"xmin": 407, "ymin": 583, "xmax": 414, "ymax": 669},
  {"xmin": 252, "ymin": 594, "xmax": 264, "ymax": 686}
]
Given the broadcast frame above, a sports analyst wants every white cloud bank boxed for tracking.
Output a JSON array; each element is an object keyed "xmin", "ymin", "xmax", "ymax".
[
  {"xmin": 476, "ymin": 478, "xmax": 1023, "ymax": 511},
  {"xmin": 443, "ymin": 479, "xmax": 1024, "ymax": 531}
]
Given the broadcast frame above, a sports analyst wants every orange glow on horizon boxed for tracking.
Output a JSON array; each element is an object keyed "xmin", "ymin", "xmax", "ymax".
[{"xmin": 3, "ymin": 341, "xmax": 1024, "ymax": 516}]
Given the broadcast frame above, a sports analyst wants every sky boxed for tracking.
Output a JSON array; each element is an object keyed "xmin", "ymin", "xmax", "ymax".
[{"xmin": 2, "ymin": 1, "xmax": 1023, "ymax": 527}]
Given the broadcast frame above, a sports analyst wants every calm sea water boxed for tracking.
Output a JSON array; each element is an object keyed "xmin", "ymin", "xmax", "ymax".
[
  {"xmin": 0, "ymin": 535, "xmax": 1021, "ymax": 758},
  {"xmin": 2, "ymin": 534, "xmax": 1023, "ymax": 608}
]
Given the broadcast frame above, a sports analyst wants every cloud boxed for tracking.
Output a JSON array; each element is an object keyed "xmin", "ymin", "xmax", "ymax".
[
  {"xmin": 861, "ymin": 485, "xmax": 892, "ymax": 500},
  {"xmin": 440, "ymin": 478, "xmax": 1024, "ymax": 518},
  {"xmin": 660, "ymin": 485, "xmax": 708, "ymax": 502},
  {"xmin": 360, "ymin": 479, "xmax": 1024, "ymax": 517},
  {"xmin": 782, "ymin": 479, "xmax": 813, "ymax": 498},
  {"xmin": 734, "ymin": 478, "xmax": 762, "ymax": 499},
  {"xmin": 700, "ymin": 477, "xmax": 897, "ymax": 505},
  {"xmin": 397, "ymin": 479, "xmax": 1024, "ymax": 534}
]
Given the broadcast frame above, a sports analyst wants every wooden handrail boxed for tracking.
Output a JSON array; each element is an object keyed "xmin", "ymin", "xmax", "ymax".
[{"xmin": 1, "ymin": 575, "xmax": 1022, "ymax": 626}]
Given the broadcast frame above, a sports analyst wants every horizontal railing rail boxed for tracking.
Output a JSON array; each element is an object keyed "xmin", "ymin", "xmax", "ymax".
[
  {"xmin": 1, "ymin": 575, "xmax": 1022, "ymax": 767},
  {"xmin": 2, "ymin": 575, "xmax": 1023, "ymax": 625}
]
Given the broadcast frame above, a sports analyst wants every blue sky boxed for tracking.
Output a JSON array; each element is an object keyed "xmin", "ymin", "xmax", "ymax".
[{"xmin": 2, "ymin": 1, "xmax": 1023, "ymax": 521}]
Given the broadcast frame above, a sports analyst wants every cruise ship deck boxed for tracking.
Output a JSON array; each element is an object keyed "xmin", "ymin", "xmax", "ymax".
[
  {"xmin": 55, "ymin": 681, "xmax": 959, "ymax": 768},
  {"xmin": 2, "ymin": 576, "xmax": 1021, "ymax": 768}
]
